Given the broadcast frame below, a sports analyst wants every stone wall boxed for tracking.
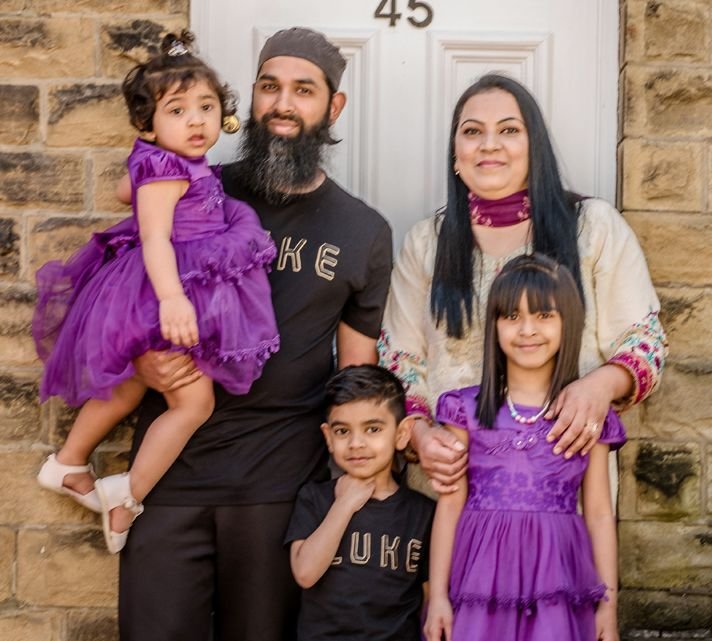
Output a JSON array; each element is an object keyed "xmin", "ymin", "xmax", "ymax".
[
  {"xmin": 0, "ymin": 1, "xmax": 711, "ymax": 640},
  {"xmin": 618, "ymin": 1, "xmax": 712, "ymax": 638},
  {"xmin": 0, "ymin": 2, "xmax": 187, "ymax": 640}
]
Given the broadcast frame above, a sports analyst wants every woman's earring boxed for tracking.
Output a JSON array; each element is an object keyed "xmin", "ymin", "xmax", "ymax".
[{"xmin": 222, "ymin": 114, "xmax": 241, "ymax": 134}]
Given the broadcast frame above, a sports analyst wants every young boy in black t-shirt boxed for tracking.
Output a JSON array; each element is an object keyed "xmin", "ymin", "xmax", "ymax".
[{"xmin": 285, "ymin": 365, "xmax": 435, "ymax": 641}]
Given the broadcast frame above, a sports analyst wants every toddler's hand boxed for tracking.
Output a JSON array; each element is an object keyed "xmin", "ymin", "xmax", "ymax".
[
  {"xmin": 334, "ymin": 475, "xmax": 375, "ymax": 514},
  {"xmin": 424, "ymin": 595, "xmax": 453, "ymax": 641},
  {"xmin": 159, "ymin": 295, "xmax": 199, "ymax": 348}
]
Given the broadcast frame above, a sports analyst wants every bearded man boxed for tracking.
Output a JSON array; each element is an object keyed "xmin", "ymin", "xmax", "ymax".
[{"xmin": 120, "ymin": 28, "xmax": 393, "ymax": 641}]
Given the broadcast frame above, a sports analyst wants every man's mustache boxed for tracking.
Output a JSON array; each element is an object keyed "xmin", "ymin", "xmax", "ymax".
[{"xmin": 261, "ymin": 110, "xmax": 304, "ymax": 128}]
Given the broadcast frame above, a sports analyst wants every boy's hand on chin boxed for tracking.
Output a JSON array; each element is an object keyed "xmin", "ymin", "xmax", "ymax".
[{"xmin": 334, "ymin": 475, "xmax": 375, "ymax": 514}]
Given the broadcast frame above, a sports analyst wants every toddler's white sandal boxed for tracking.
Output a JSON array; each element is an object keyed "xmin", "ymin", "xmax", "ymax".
[
  {"xmin": 37, "ymin": 453, "xmax": 102, "ymax": 513},
  {"xmin": 94, "ymin": 473, "xmax": 144, "ymax": 554}
]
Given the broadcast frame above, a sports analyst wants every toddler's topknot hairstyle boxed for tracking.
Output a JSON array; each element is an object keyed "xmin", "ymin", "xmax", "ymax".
[{"xmin": 122, "ymin": 30, "xmax": 237, "ymax": 134}]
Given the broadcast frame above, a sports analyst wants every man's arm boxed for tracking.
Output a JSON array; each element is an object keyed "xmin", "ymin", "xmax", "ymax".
[
  {"xmin": 290, "ymin": 475, "xmax": 374, "ymax": 588},
  {"xmin": 336, "ymin": 322, "xmax": 377, "ymax": 368}
]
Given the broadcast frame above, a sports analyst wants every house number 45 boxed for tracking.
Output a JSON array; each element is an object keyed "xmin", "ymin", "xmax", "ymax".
[{"xmin": 374, "ymin": 0, "xmax": 434, "ymax": 29}]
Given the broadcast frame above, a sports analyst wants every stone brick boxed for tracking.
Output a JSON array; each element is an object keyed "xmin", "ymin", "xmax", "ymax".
[
  {"xmin": 625, "ymin": 0, "xmax": 711, "ymax": 63},
  {"xmin": 639, "ymin": 363, "xmax": 712, "ymax": 443},
  {"xmin": 66, "ymin": 609, "xmax": 118, "ymax": 641},
  {"xmin": 619, "ymin": 590, "xmax": 712, "ymax": 632},
  {"xmin": 0, "ymin": 611, "xmax": 59, "ymax": 641},
  {"xmin": 619, "ymin": 521, "xmax": 712, "ymax": 589},
  {"xmin": 0, "ymin": 217, "xmax": 21, "ymax": 278},
  {"xmin": 619, "ymin": 440, "xmax": 701, "ymax": 520},
  {"xmin": 0, "ymin": 285, "xmax": 38, "ymax": 367},
  {"xmin": 624, "ymin": 65, "xmax": 712, "ymax": 137},
  {"xmin": 0, "ymin": 451, "xmax": 97, "ymax": 526},
  {"xmin": 0, "ymin": 371, "xmax": 41, "ymax": 443},
  {"xmin": 17, "ymin": 528, "xmax": 116, "ymax": 607},
  {"xmin": 53, "ymin": 402, "xmax": 135, "ymax": 454},
  {"xmin": 621, "ymin": 139, "xmax": 703, "ymax": 212},
  {"xmin": 0, "ymin": 18, "xmax": 94, "ymax": 79},
  {"xmin": 0, "ymin": 153, "xmax": 85, "ymax": 212},
  {"xmin": 0, "ymin": 527, "xmax": 14, "ymax": 601},
  {"xmin": 0, "ymin": 85, "xmax": 39, "ymax": 145},
  {"xmin": 47, "ymin": 83, "xmax": 133, "ymax": 148},
  {"xmin": 708, "ymin": 445, "xmax": 712, "ymax": 514},
  {"xmin": 658, "ymin": 287, "xmax": 712, "ymax": 362},
  {"xmin": 625, "ymin": 212, "xmax": 712, "ymax": 286},
  {"xmin": 92, "ymin": 151, "xmax": 132, "ymax": 213},
  {"xmin": 27, "ymin": 216, "xmax": 119, "ymax": 278},
  {"xmin": 26, "ymin": 0, "xmax": 187, "ymax": 12},
  {"xmin": 100, "ymin": 17, "xmax": 188, "ymax": 78}
]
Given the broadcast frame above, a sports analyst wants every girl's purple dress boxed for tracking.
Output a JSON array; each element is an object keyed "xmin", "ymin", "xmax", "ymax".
[
  {"xmin": 436, "ymin": 385, "xmax": 626, "ymax": 641},
  {"xmin": 33, "ymin": 139, "xmax": 279, "ymax": 406}
]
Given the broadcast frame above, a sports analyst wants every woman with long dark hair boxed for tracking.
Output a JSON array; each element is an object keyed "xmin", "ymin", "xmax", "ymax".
[{"xmin": 379, "ymin": 74, "xmax": 666, "ymax": 492}]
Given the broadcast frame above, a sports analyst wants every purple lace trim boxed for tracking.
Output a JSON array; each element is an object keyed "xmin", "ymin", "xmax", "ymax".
[
  {"xmin": 188, "ymin": 334, "xmax": 280, "ymax": 365},
  {"xmin": 180, "ymin": 244, "xmax": 277, "ymax": 286},
  {"xmin": 453, "ymin": 584, "xmax": 607, "ymax": 614}
]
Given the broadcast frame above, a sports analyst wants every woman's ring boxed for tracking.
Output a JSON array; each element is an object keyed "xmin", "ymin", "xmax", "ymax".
[{"xmin": 585, "ymin": 420, "xmax": 599, "ymax": 435}]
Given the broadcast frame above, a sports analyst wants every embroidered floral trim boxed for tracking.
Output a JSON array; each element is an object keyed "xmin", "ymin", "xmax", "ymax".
[
  {"xmin": 453, "ymin": 583, "xmax": 607, "ymax": 614},
  {"xmin": 378, "ymin": 329, "xmax": 432, "ymax": 419},
  {"xmin": 608, "ymin": 311, "xmax": 668, "ymax": 410}
]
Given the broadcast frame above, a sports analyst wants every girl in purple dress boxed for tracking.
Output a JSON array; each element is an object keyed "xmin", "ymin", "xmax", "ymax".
[
  {"xmin": 33, "ymin": 31, "xmax": 279, "ymax": 553},
  {"xmin": 425, "ymin": 254, "xmax": 623, "ymax": 641}
]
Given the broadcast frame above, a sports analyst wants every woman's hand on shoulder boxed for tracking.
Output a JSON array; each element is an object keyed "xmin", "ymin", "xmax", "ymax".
[
  {"xmin": 133, "ymin": 350, "xmax": 201, "ymax": 392},
  {"xmin": 545, "ymin": 363, "xmax": 630, "ymax": 457},
  {"xmin": 411, "ymin": 418, "xmax": 468, "ymax": 493}
]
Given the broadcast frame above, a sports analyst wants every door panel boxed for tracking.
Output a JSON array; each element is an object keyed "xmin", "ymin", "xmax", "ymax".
[{"xmin": 193, "ymin": 1, "xmax": 618, "ymax": 247}]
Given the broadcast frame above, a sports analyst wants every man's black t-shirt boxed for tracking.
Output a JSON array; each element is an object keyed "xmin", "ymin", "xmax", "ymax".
[
  {"xmin": 131, "ymin": 164, "xmax": 393, "ymax": 505},
  {"xmin": 286, "ymin": 479, "xmax": 434, "ymax": 641}
]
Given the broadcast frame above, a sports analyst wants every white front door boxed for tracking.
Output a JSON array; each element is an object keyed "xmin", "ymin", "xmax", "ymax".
[{"xmin": 194, "ymin": 0, "xmax": 618, "ymax": 247}]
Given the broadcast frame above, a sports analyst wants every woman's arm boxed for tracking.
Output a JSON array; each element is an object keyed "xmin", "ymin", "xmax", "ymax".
[
  {"xmin": 582, "ymin": 443, "xmax": 619, "ymax": 641},
  {"xmin": 423, "ymin": 425, "xmax": 468, "ymax": 641},
  {"xmin": 546, "ymin": 201, "xmax": 668, "ymax": 456},
  {"xmin": 290, "ymin": 475, "xmax": 374, "ymax": 588},
  {"xmin": 136, "ymin": 179, "xmax": 197, "ymax": 348},
  {"xmin": 379, "ymin": 221, "xmax": 467, "ymax": 488}
]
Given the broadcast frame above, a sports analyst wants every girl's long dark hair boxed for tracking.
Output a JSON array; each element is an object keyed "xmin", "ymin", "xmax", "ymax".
[
  {"xmin": 431, "ymin": 74, "xmax": 583, "ymax": 339},
  {"xmin": 476, "ymin": 254, "xmax": 584, "ymax": 429}
]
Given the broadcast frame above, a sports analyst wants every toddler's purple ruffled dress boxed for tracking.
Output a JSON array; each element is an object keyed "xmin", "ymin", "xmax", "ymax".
[
  {"xmin": 436, "ymin": 385, "xmax": 626, "ymax": 641},
  {"xmin": 33, "ymin": 140, "xmax": 279, "ymax": 406}
]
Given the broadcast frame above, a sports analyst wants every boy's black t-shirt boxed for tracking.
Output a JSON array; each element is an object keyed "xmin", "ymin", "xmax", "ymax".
[
  {"xmin": 286, "ymin": 479, "xmax": 435, "ymax": 641},
  {"xmin": 131, "ymin": 164, "xmax": 393, "ymax": 505}
]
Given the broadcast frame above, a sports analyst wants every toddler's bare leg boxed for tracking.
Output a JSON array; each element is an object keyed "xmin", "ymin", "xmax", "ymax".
[
  {"xmin": 57, "ymin": 378, "xmax": 146, "ymax": 495},
  {"xmin": 111, "ymin": 376, "xmax": 214, "ymax": 533}
]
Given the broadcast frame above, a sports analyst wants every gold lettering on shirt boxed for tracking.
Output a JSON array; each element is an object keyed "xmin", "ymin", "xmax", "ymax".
[
  {"xmin": 380, "ymin": 535, "xmax": 401, "ymax": 570},
  {"xmin": 350, "ymin": 532, "xmax": 371, "ymax": 565},
  {"xmin": 405, "ymin": 539, "xmax": 422, "ymax": 573},
  {"xmin": 315, "ymin": 243, "xmax": 340, "ymax": 281},
  {"xmin": 277, "ymin": 237, "xmax": 307, "ymax": 272},
  {"xmin": 331, "ymin": 555, "xmax": 343, "ymax": 566}
]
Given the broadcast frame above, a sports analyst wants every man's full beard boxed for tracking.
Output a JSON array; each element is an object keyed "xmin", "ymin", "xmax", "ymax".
[{"xmin": 238, "ymin": 109, "xmax": 337, "ymax": 205}]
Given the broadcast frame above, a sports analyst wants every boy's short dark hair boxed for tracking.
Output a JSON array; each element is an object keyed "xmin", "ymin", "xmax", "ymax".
[{"xmin": 325, "ymin": 365, "xmax": 406, "ymax": 424}]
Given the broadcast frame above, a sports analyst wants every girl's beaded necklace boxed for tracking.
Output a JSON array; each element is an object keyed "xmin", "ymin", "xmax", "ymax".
[{"xmin": 505, "ymin": 391, "xmax": 550, "ymax": 425}]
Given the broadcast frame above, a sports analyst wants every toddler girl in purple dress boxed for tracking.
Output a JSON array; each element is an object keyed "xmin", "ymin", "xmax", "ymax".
[
  {"xmin": 33, "ymin": 31, "xmax": 279, "ymax": 553},
  {"xmin": 425, "ymin": 254, "xmax": 623, "ymax": 641}
]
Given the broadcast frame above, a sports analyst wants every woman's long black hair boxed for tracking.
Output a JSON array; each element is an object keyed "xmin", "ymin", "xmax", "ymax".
[
  {"xmin": 476, "ymin": 254, "xmax": 585, "ymax": 428},
  {"xmin": 430, "ymin": 74, "xmax": 583, "ymax": 339}
]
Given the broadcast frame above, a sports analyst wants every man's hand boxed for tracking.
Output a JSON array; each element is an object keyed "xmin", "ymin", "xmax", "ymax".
[
  {"xmin": 133, "ymin": 350, "xmax": 201, "ymax": 392},
  {"xmin": 411, "ymin": 418, "xmax": 467, "ymax": 493}
]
